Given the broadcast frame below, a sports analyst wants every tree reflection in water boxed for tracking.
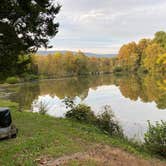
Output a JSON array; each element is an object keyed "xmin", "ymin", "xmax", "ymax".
[{"xmin": 3, "ymin": 74, "xmax": 166, "ymax": 111}]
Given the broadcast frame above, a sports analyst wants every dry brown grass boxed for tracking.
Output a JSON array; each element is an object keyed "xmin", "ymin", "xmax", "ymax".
[{"xmin": 38, "ymin": 144, "xmax": 165, "ymax": 166}]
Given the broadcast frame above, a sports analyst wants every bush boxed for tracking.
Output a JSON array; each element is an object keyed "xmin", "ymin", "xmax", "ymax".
[
  {"xmin": 65, "ymin": 104, "xmax": 96, "ymax": 123},
  {"xmin": 6, "ymin": 77, "xmax": 20, "ymax": 84},
  {"xmin": 96, "ymin": 105, "xmax": 123, "ymax": 136},
  {"xmin": 64, "ymin": 98, "xmax": 123, "ymax": 136},
  {"xmin": 144, "ymin": 121, "xmax": 166, "ymax": 157},
  {"xmin": 63, "ymin": 97, "xmax": 76, "ymax": 110}
]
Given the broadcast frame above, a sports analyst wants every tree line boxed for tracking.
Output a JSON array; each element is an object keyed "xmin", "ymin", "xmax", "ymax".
[
  {"xmin": 1, "ymin": 0, "xmax": 165, "ymax": 80},
  {"xmin": 31, "ymin": 51, "xmax": 116, "ymax": 78},
  {"xmin": 2, "ymin": 31, "xmax": 166, "ymax": 81},
  {"xmin": 31, "ymin": 31, "xmax": 166, "ymax": 78},
  {"xmin": 116, "ymin": 31, "xmax": 166, "ymax": 74}
]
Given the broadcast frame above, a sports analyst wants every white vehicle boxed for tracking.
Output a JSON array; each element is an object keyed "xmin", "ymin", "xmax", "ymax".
[{"xmin": 0, "ymin": 108, "xmax": 18, "ymax": 140}]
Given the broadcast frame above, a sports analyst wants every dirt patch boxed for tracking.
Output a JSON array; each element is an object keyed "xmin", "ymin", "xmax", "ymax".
[{"xmin": 37, "ymin": 144, "xmax": 165, "ymax": 166}]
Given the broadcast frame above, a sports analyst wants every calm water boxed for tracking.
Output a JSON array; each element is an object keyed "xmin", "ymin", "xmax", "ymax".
[{"xmin": 0, "ymin": 74, "xmax": 166, "ymax": 140}]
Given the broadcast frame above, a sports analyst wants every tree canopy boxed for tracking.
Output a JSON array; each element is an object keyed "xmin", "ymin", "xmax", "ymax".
[
  {"xmin": 117, "ymin": 31, "xmax": 166, "ymax": 74},
  {"xmin": 0, "ymin": 0, "xmax": 61, "ymax": 77}
]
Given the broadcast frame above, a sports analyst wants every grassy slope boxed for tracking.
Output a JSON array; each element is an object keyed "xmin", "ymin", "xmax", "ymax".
[{"xmin": 0, "ymin": 100, "xmax": 165, "ymax": 166}]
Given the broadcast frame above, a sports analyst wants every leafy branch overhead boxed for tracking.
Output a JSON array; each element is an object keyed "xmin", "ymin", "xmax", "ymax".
[
  {"xmin": 0, "ymin": 0, "xmax": 61, "ymax": 51},
  {"xmin": 0, "ymin": 0, "xmax": 61, "ymax": 77}
]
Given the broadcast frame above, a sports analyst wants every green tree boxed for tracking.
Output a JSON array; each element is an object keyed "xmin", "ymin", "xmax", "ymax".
[{"xmin": 0, "ymin": 0, "xmax": 61, "ymax": 77}]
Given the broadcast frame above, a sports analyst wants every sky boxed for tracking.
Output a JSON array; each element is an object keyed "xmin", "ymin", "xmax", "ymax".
[{"xmin": 47, "ymin": 0, "xmax": 166, "ymax": 54}]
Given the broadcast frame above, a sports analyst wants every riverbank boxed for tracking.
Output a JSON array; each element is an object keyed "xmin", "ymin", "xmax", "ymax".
[
  {"xmin": 0, "ymin": 99, "xmax": 165, "ymax": 166},
  {"xmin": 0, "ymin": 71, "xmax": 124, "ymax": 86}
]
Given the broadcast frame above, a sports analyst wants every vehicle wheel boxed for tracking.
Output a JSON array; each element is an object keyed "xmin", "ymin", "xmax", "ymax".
[{"xmin": 11, "ymin": 133, "xmax": 17, "ymax": 138}]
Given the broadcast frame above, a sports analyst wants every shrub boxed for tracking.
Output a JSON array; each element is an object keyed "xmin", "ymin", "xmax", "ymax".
[
  {"xmin": 96, "ymin": 105, "xmax": 123, "ymax": 136},
  {"xmin": 6, "ymin": 76, "xmax": 20, "ymax": 84},
  {"xmin": 38, "ymin": 101, "xmax": 48, "ymax": 115},
  {"xmin": 32, "ymin": 100, "xmax": 49, "ymax": 115},
  {"xmin": 63, "ymin": 97, "xmax": 76, "ymax": 110},
  {"xmin": 64, "ymin": 97, "xmax": 96, "ymax": 123},
  {"xmin": 65, "ymin": 104, "xmax": 96, "ymax": 123},
  {"xmin": 64, "ymin": 98, "xmax": 123, "ymax": 136},
  {"xmin": 144, "ymin": 120, "xmax": 166, "ymax": 157}
]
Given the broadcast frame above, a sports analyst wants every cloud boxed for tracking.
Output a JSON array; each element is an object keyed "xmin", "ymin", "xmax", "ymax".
[
  {"xmin": 48, "ymin": 0, "xmax": 166, "ymax": 53},
  {"xmin": 78, "ymin": 10, "xmax": 105, "ymax": 22}
]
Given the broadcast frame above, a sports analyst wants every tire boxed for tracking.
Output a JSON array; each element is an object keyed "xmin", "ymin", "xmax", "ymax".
[
  {"xmin": 11, "ymin": 127, "xmax": 18, "ymax": 139},
  {"xmin": 11, "ymin": 133, "xmax": 17, "ymax": 138}
]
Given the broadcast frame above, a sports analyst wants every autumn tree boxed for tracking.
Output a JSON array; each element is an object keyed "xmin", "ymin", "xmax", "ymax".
[
  {"xmin": 137, "ymin": 39, "xmax": 151, "ymax": 65},
  {"xmin": 156, "ymin": 53, "xmax": 166, "ymax": 74},
  {"xmin": 118, "ymin": 42, "xmax": 139, "ymax": 71},
  {"xmin": 153, "ymin": 31, "xmax": 166, "ymax": 50},
  {"xmin": 88, "ymin": 57, "xmax": 100, "ymax": 74},
  {"xmin": 143, "ymin": 43, "xmax": 165, "ymax": 72},
  {"xmin": 74, "ymin": 51, "xmax": 88, "ymax": 75},
  {"xmin": 117, "ymin": 31, "xmax": 166, "ymax": 73}
]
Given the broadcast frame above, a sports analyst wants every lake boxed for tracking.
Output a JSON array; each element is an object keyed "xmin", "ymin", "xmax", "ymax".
[{"xmin": 0, "ymin": 74, "xmax": 166, "ymax": 141}]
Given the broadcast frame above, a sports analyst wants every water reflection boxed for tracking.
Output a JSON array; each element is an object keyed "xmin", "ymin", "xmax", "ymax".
[
  {"xmin": 1, "ymin": 74, "xmax": 166, "ymax": 140},
  {"xmin": 3, "ymin": 74, "xmax": 166, "ymax": 110},
  {"xmin": 29, "ymin": 84, "xmax": 166, "ymax": 140}
]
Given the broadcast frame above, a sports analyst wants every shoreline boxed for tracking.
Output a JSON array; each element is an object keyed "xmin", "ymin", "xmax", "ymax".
[
  {"xmin": 0, "ymin": 99, "xmax": 166, "ymax": 165},
  {"xmin": 0, "ymin": 72, "xmax": 118, "ymax": 87}
]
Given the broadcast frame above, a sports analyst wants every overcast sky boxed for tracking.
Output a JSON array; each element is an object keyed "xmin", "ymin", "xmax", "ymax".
[{"xmin": 48, "ymin": 0, "xmax": 166, "ymax": 54}]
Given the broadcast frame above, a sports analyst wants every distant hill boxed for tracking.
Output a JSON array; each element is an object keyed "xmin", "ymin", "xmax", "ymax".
[{"xmin": 37, "ymin": 50, "xmax": 116, "ymax": 58}]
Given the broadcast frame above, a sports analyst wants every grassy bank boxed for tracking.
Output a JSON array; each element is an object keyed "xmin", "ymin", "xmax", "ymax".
[{"xmin": 0, "ymin": 100, "xmax": 165, "ymax": 166}]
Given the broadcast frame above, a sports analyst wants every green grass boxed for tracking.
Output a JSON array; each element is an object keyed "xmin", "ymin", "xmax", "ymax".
[
  {"xmin": 0, "ymin": 100, "xmax": 165, "ymax": 166},
  {"xmin": 5, "ymin": 77, "xmax": 20, "ymax": 84}
]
